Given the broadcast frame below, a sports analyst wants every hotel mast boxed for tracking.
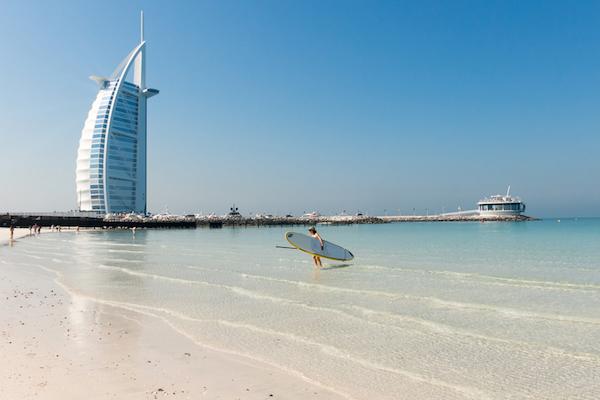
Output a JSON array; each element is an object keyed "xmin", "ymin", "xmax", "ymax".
[{"xmin": 76, "ymin": 12, "xmax": 159, "ymax": 214}]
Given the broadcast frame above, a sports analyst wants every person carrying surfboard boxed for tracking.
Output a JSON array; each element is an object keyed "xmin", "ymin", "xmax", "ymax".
[{"xmin": 308, "ymin": 227, "xmax": 324, "ymax": 267}]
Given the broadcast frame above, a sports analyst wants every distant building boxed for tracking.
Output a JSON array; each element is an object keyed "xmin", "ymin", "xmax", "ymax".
[
  {"xmin": 478, "ymin": 186, "xmax": 526, "ymax": 216},
  {"xmin": 76, "ymin": 12, "xmax": 159, "ymax": 214}
]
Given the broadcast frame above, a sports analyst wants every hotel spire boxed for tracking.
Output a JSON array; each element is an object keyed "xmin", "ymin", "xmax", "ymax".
[{"xmin": 140, "ymin": 10, "xmax": 144, "ymax": 43}]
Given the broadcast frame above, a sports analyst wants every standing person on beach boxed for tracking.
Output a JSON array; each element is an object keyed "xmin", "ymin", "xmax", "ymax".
[
  {"xmin": 9, "ymin": 225, "xmax": 14, "ymax": 240},
  {"xmin": 308, "ymin": 227, "xmax": 324, "ymax": 268}
]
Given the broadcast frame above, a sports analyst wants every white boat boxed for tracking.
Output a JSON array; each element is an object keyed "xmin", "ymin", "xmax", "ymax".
[
  {"xmin": 225, "ymin": 204, "xmax": 243, "ymax": 219},
  {"xmin": 478, "ymin": 186, "xmax": 526, "ymax": 216}
]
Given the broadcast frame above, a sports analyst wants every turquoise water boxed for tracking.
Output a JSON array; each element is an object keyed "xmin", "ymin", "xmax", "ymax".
[{"xmin": 2, "ymin": 219, "xmax": 600, "ymax": 399}]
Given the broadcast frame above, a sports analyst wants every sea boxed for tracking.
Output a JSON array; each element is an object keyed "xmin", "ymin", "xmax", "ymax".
[{"xmin": 2, "ymin": 219, "xmax": 600, "ymax": 399}]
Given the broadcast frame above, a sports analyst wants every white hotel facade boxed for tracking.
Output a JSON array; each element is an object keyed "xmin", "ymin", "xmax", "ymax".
[{"xmin": 76, "ymin": 13, "xmax": 158, "ymax": 214}]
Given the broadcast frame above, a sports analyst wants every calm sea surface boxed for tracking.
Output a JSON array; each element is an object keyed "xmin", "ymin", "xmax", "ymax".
[{"xmin": 2, "ymin": 219, "xmax": 600, "ymax": 399}]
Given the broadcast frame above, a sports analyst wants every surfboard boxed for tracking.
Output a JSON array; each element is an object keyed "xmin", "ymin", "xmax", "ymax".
[{"xmin": 285, "ymin": 232, "xmax": 354, "ymax": 261}]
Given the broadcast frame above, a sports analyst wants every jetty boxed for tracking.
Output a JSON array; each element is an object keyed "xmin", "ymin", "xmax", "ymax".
[
  {"xmin": 0, "ymin": 213, "xmax": 195, "ymax": 229},
  {"xmin": 379, "ymin": 214, "xmax": 534, "ymax": 222},
  {"xmin": 1, "ymin": 212, "xmax": 535, "ymax": 230},
  {"xmin": 195, "ymin": 215, "xmax": 384, "ymax": 228}
]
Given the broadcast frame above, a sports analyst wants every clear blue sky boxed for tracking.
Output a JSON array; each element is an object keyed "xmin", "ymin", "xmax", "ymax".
[{"xmin": 1, "ymin": 0, "xmax": 599, "ymax": 217}]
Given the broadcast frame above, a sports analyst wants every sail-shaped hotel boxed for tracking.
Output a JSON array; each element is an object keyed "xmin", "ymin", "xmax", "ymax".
[{"xmin": 76, "ymin": 13, "xmax": 158, "ymax": 214}]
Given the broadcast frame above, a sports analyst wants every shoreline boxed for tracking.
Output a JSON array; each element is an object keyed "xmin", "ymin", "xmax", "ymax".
[
  {"xmin": 0, "ymin": 234, "xmax": 347, "ymax": 400},
  {"xmin": 0, "ymin": 227, "xmax": 31, "ymax": 246}
]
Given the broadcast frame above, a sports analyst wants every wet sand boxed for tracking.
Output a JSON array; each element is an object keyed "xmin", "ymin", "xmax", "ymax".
[{"xmin": 0, "ymin": 245, "xmax": 345, "ymax": 400}]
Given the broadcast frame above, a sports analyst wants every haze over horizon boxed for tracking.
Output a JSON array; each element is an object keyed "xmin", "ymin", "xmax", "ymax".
[{"xmin": 1, "ymin": 0, "xmax": 599, "ymax": 218}]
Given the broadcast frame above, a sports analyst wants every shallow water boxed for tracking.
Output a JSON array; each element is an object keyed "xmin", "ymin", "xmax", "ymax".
[{"xmin": 2, "ymin": 219, "xmax": 600, "ymax": 399}]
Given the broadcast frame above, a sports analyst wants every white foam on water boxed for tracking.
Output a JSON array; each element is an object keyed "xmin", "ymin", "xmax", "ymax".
[
  {"xmin": 87, "ymin": 242, "xmax": 146, "ymax": 247},
  {"xmin": 98, "ymin": 264, "xmax": 600, "ymax": 362},
  {"xmin": 19, "ymin": 249, "xmax": 71, "ymax": 258},
  {"xmin": 97, "ymin": 264, "xmax": 316, "ymax": 309},
  {"xmin": 347, "ymin": 305, "xmax": 600, "ymax": 362},
  {"xmin": 104, "ymin": 258, "xmax": 144, "ymax": 263},
  {"xmin": 107, "ymin": 249, "xmax": 144, "ymax": 254},
  {"xmin": 186, "ymin": 265, "xmax": 600, "ymax": 324},
  {"xmin": 360, "ymin": 264, "xmax": 600, "ymax": 292},
  {"xmin": 237, "ymin": 271, "xmax": 600, "ymax": 325},
  {"xmin": 22, "ymin": 253, "xmax": 44, "ymax": 259}
]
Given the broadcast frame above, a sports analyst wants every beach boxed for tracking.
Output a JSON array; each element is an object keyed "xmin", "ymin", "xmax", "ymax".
[
  {"xmin": 0, "ymin": 246, "xmax": 345, "ymax": 399},
  {"xmin": 1, "ymin": 221, "xmax": 600, "ymax": 399}
]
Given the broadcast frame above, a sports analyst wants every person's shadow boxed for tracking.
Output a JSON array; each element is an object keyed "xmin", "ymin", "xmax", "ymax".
[{"xmin": 321, "ymin": 264, "xmax": 352, "ymax": 271}]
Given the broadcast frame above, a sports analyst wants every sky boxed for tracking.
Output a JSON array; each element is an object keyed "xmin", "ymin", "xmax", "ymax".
[{"xmin": 0, "ymin": 0, "xmax": 599, "ymax": 217}]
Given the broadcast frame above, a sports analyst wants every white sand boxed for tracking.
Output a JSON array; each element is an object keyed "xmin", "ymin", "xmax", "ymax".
[{"xmin": 0, "ymin": 242, "xmax": 345, "ymax": 399}]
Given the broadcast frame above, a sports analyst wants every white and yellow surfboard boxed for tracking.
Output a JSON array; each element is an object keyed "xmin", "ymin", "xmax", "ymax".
[{"xmin": 285, "ymin": 232, "xmax": 354, "ymax": 261}]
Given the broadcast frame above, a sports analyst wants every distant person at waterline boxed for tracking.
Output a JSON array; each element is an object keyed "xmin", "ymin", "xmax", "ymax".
[{"xmin": 308, "ymin": 227, "xmax": 324, "ymax": 268}]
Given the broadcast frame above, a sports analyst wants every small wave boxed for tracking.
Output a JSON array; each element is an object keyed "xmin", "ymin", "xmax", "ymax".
[
  {"xmin": 38, "ymin": 237, "xmax": 69, "ymax": 242},
  {"xmin": 97, "ymin": 264, "xmax": 215, "ymax": 286},
  {"xmin": 187, "ymin": 264, "xmax": 600, "ymax": 326},
  {"xmin": 108, "ymin": 264, "xmax": 599, "ymax": 343},
  {"xmin": 360, "ymin": 265, "xmax": 600, "ymax": 292},
  {"xmin": 88, "ymin": 242, "xmax": 146, "ymax": 247},
  {"xmin": 96, "ymin": 264, "xmax": 304, "ymax": 308},
  {"xmin": 104, "ymin": 258, "xmax": 144, "ymax": 263},
  {"xmin": 469, "ymin": 274, "xmax": 600, "ymax": 292},
  {"xmin": 20, "ymin": 250, "xmax": 71, "ymax": 258},
  {"xmin": 107, "ymin": 249, "xmax": 144, "ymax": 254},
  {"xmin": 22, "ymin": 253, "xmax": 44, "ymax": 260},
  {"xmin": 423, "ymin": 297, "xmax": 600, "ymax": 325},
  {"xmin": 239, "ymin": 272, "xmax": 398, "ymax": 298},
  {"xmin": 94, "ymin": 264, "xmax": 600, "ymax": 360},
  {"xmin": 238, "ymin": 272, "xmax": 600, "ymax": 325},
  {"xmin": 347, "ymin": 305, "xmax": 600, "ymax": 362},
  {"xmin": 211, "ymin": 320, "xmax": 490, "ymax": 399}
]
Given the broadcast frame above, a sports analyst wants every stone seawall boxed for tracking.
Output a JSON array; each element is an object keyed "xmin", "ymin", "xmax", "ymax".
[
  {"xmin": 380, "ymin": 214, "xmax": 535, "ymax": 222},
  {"xmin": 1, "ymin": 213, "xmax": 535, "ymax": 230},
  {"xmin": 0, "ymin": 214, "xmax": 195, "ymax": 229},
  {"xmin": 196, "ymin": 216, "xmax": 384, "ymax": 228}
]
